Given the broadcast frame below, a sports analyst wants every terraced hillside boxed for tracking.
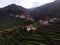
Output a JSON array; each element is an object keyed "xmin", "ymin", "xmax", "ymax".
[
  {"xmin": 0, "ymin": 16, "xmax": 60, "ymax": 45},
  {"xmin": 0, "ymin": 3, "xmax": 60, "ymax": 45}
]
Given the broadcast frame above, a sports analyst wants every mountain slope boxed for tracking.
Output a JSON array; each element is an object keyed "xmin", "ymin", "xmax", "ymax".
[
  {"xmin": 0, "ymin": 4, "xmax": 29, "ymax": 16},
  {"xmin": 30, "ymin": 0, "xmax": 60, "ymax": 20},
  {"xmin": 0, "ymin": 3, "xmax": 60, "ymax": 45}
]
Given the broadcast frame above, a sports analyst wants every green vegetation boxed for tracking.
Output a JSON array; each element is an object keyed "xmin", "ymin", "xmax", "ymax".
[{"xmin": 0, "ymin": 16, "xmax": 60, "ymax": 45}]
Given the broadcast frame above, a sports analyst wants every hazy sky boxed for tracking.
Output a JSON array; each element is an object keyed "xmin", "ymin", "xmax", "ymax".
[{"xmin": 0, "ymin": 0, "xmax": 55, "ymax": 8}]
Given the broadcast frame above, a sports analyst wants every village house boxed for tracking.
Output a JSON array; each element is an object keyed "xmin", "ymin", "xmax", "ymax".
[
  {"xmin": 42, "ymin": 20, "xmax": 49, "ymax": 25},
  {"xmin": 53, "ymin": 17, "xmax": 57, "ymax": 20},
  {"xmin": 24, "ymin": 25, "xmax": 37, "ymax": 33},
  {"xmin": 10, "ymin": 14, "xmax": 13, "ymax": 16},
  {"xmin": 49, "ymin": 17, "xmax": 57, "ymax": 22},
  {"xmin": 15, "ymin": 15, "xmax": 19, "ymax": 17},
  {"xmin": 26, "ymin": 17, "xmax": 34, "ymax": 21},
  {"xmin": 39, "ymin": 20, "xmax": 43, "ymax": 23},
  {"xmin": 39, "ymin": 20, "xmax": 49, "ymax": 25},
  {"xmin": 19, "ymin": 15, "xmax": 26, "ymax": 19}
]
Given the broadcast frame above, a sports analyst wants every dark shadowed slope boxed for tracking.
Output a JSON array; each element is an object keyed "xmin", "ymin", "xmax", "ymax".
[
  {"xmin": 30, "ymin": 0, "xmax": 60, "ymax": 20},
  {"xmin": 0, "ymin": 4, "xmax": 29, "ymax": 16}
]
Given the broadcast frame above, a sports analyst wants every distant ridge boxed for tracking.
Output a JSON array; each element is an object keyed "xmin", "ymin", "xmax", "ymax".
[
  {"xmin": 0, "ymin": 4, "xmax": 29, "ymax": 16},
  {"xmin": 30, "ymin": 0, "xmax": 60, "ymax": 20}
]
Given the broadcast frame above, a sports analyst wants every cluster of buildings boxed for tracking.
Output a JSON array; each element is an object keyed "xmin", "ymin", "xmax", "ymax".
[
  {"xmin": 10, "ymin": 14, "xmax": 34, "ymax": 21},
  {"xmin": 39, "ymin": 17, "xmax": 57, "ymax": 26}
]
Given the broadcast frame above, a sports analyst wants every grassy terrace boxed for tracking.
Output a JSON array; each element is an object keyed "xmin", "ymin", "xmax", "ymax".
[{"xmin": 0, "ymin": 17, "xmax": 60, "ymax": 45}]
